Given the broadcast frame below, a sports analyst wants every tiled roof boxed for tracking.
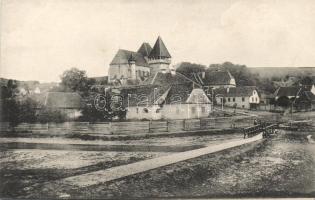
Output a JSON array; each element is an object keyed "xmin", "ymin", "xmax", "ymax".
[
  {"xmin": 204, "ymin": 70, "xmax": 234, "ymax": 86},
  {"xmin": 304, "ymin": 91, "xmax": 315, "ymax": 101},
  {"xmin": 120, "ymin": 82, "xmax": 201, "ymax": 107},
  {"xmin": 110, "ymin": 49, "xmax": 149, "ymax": 67},
  {"xmin": 215, "ymin": 86, "xmax": 257, "ymax": 97},
  {"xmin": 142, "ymin": 71, "xmax": 200, "ymax": 87},
  {"xmin": 137, "ymin": 43, "xmax": 152, "ymax": 57},
  {"xmin": 294, "ymin": 91, "xmax": 315, "ymax": 105},
  {"xmin": 148, "ymin": 36, "xmax": 171, "ymax": 59},
  {"xmin": 274, "ymin": 87, "xmax": 300, "ymax": 97},
  {"xmin": 44, "ymin": 92, "xmax": 82, "ymax": 109},
  {"xmin": 120, "ymin": 84, "xmax": 170, "ymax": 107},
  {"xmin": 165, "ymin": 83, "xmax": 194, "ymax": 104}
]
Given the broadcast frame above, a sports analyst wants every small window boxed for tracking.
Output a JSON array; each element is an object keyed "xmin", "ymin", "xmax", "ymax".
[
  {"xmin": 251, "ymin": 97, "xmax": 254, "ymax": 102},
  {"xmin": 191, "ymin": 107, "xmax": 196, "ymax": 114},
  {"xmin": 156, "ymin": 108, "xmax": 160, "ymax": 113},
  {"xmin": 228, "ymin": 98, "xmax": 231, "ymax": 102},
  {"xmin": 242, "ymin": 97, "xmax": 245, "ymax": 102},
  {"xmin": 255, "ymin": 97, "xmax": 258, "ymax": 102},
  {"xmin": 233, "ymin": 98, "xmax": 235, "ymax": 102},
  {"xmin": 242, "ymin": 105, "xmax": 245, "ymax": 108},
  {"xmin": 143, "ymin": 108, "xmax": 149, "ymax": 113}
]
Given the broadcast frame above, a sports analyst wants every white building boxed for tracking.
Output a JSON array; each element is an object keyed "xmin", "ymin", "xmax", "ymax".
[{"xmin": 215, "ymin": 86, "xmax": 260, "ymax": 109}]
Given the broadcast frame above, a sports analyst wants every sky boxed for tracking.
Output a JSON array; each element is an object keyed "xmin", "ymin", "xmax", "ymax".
[{"xmin": 1, "ymin": 0, "xmax": 315, "ymax": 82}]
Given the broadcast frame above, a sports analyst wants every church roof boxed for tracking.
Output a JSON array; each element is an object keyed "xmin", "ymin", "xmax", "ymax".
[
  {"xmin": 137, "ymin": 43, "xmax": 152, "ymax": 57},
  {"xmin": 148, "ymin": 36, "xmax": 171, "ymax": 59},
  {"xmin": 110, "ymin": 49, "xmax": 149, "ymax": 67}
]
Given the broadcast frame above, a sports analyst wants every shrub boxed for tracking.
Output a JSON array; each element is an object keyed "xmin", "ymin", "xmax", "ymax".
[{"xmin": 37, "ymin": 108, "xmax": 67, "ymax": 123}]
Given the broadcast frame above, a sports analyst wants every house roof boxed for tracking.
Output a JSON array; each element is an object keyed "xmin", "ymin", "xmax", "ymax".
[
  {"xmin": 215, "ymin": 86, "xmax": 257, "ymax": 97},
  {"xmin": 137, "ymin": 43, "xmax": 152, "ymax": 57},
  {"xmin": 303, "ymin": 91, "xmax": 315, "ymax": 101},
  {"xmin": 179, "ymin": 72, "xmax": 205, "ymax": 86},
  {"xmin": 148, "ymin": 36, "xmax": 171, "ymax": 59},
  {"xmin": 110, "ymin": 49, "xmax": 149, "ymax": 67},
  {"xmin": 274, "ymin": 87, "xmax": 300, "ymax": 97},
  {"xmin": 120, "ymin": 84, "xmax": 170, "ymax": 107},
  {"xmin": 294, "ymin": 91, "xmax": 315, "ymax": 104},
  {"xmin": 204, "ymin": 70, "xmax": 234, "ymax": 86},
  {"xmin": 142, "ymin": 71, "xmax": 200, "ymax": 87},
  {"xmin": 44, "ymin": 92, "xmax": 82, "ymax": 109},
  {"xmin": 120, "ymin": 81, "xmax": 206, "ymax": 107},
  {"xmin": 165, "ymin": 83, "xmax": 195, "ymax": 104}
]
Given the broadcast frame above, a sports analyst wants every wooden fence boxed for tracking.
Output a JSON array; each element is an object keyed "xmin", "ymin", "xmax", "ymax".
[{"xmin": 0, "ymin": 116, "xmax": 256, "ymax": 135}]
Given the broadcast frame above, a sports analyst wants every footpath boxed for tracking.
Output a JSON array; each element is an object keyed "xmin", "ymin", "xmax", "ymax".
[{"xmin": 58, "ymin": 133, "xmax": 263, "ymax": 187}]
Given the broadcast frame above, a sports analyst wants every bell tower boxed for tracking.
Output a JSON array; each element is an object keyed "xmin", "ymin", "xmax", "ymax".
[{"xmin": 148, "ymin": 36, "xmax": 172, "ymax": 75}]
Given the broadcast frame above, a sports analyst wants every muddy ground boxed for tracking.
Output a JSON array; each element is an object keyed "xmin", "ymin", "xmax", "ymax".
[
  {"xmin": 29, "ymin": 131, "xmax": 315, "ymax": 199},
  {"xmin": 1, "ymin": 131, "xmax": 315, "ymax": 198}
]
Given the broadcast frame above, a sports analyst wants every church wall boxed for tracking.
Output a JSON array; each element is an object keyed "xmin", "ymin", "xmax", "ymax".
[
  {"xmin": 109, "ymin": 64, "xmax": 151, "ymax": 82},
  {"xmin": 108, "ymin": 64, "xmax": 130, "ymax": 81}
]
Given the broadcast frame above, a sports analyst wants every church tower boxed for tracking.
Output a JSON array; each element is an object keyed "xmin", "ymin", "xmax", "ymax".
[{"xmin": 148, "ymin": 36, "xmax": 172, "ymax": 74}]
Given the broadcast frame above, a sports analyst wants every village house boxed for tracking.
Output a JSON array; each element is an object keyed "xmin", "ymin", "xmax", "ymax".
[
  {"xmin": 108, "ymin": 36, "xmax": 172, "ymax": 85},
  {"xmin": 42, "ymin": 92, "xmax": 82, "ymax": 120},
  {"xmin": 203, "ymin": 70, "xmax": 236, "ymax": 89},
  {"xmin": 119, "ymin": 71, "xmax": 212, "ymax": 120},
  {"xmin": 292, "ymin": 85, "xmax": 315, "ymax": 111},
  {"xmin": 258, "ymin": 92, "xmax": 275, "ymax": 111},
  {"xmin": 214, "ymin": 86, "xmax": 260, "ymax": 109},
  {"xmin": 274, "ymin": 86, "xmax": 301, "ymax": 100}
]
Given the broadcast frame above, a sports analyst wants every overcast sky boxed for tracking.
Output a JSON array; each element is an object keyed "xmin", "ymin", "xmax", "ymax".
[{"xmin": 1, "ymin": 0, "xmax": 315, "ymax": 82}]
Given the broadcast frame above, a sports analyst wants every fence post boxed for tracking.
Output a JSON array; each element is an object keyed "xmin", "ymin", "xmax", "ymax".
[{"xmin": 148, "ymin": 121, "xmax": 151, "ymax": 133}]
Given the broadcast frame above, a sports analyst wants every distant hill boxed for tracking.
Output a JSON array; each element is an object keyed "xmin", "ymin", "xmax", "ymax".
[{"xmin": 248, "ymin": 67, "xmax": 315, "ymax": 78}]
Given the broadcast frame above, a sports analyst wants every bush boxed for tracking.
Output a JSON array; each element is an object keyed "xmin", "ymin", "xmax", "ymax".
[{"xmin": 37, "ymin": 108, "xmax": 67, "ymax": 123}]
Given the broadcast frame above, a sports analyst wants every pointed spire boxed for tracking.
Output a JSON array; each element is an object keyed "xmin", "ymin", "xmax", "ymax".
[
  {"xmin": 148, "ymin": 36, "xmax": 171, "ymax": 59},
  {"xmin": 137, "ymin": 42, "xmax": 152, "ymax": 57}
]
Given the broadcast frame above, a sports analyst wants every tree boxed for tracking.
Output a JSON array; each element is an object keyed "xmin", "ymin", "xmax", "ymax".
[
  {"xmin": 176, "ymin": 62, "xmax": 206, "ymax": 77},
  {"xmin": 299, "ymin": 76, "xmax": 314, "ymax": 86},
  {"xmin": 37, "ymin": 108, "xmax": 66, "ymax": 123},
  {"xmin": 79, "ymin": 91, "xmax": 127, "ymax": 122},
  {"xmin": 208, "ymin": 62, "xmax": 260, "ymax": 86},
  {"xmin": 17, "ymin": 97, "xmax": 37, "ymax": 123},
  {"xmin": 60, "ymin": 68, "xmax": 95, "ymax": 96}
]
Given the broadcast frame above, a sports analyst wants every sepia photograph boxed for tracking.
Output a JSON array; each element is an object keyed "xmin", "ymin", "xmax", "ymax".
[{"xmin": 1, "ymin": 0, "xmax": 315, "ymax": 199}]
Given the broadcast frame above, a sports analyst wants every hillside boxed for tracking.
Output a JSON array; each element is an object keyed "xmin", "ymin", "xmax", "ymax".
[{"xmin": 248, "ymin": 67, "xmax": 315, "ymax": 78}]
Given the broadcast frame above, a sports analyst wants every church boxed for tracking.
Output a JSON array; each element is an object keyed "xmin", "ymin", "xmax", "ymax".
[{"xmin": 108, "ymin": 36, "xmax": 172, "ymax": 84}]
